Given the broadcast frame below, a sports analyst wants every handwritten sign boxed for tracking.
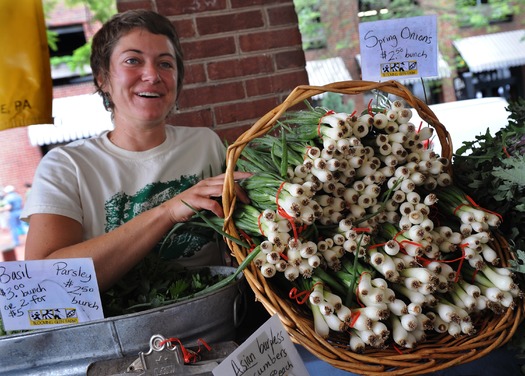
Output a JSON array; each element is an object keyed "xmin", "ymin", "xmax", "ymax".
[
  {"xmin": 359, "ymin": 15, "xmax": 438, "ymax": 81},
  {"xmin": 213, "ymin": 314, "xmax": 310, "ymax": 376},
  {"xmin": 0, "ymin": 258, "xmax": 103, "ymax": 331}
]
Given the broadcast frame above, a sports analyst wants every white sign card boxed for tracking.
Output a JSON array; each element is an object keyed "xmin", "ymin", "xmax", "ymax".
[
  {"xmin": 213, "ymin": 314, "xmax": 310, "ymax": 376},
  {"xmin": 0, "ymin": 258, "xmax": 104, "ymax": 331},
  {"xmin": 359, "ymin": 15, "xmax": 438, "ymax": 81}
]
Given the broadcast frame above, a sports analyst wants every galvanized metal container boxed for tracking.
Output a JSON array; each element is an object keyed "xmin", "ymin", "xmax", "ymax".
[{"xmin": 0, "ymin": 266, "xmax": 245, "ymax": 376}]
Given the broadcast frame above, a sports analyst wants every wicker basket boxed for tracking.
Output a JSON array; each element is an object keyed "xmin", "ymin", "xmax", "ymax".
[{"xmin": 222, "ymin": 80, "xmax": 525, "ymax": 375}]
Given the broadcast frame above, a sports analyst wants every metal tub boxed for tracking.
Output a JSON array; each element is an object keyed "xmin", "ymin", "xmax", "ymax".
[{"xmin": 0, "ymin": 266, "xmax": 245, "ymax": 376}]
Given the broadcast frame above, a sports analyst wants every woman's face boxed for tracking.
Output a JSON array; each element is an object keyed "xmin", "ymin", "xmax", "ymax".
[{"xmin": 104, "ymin": 28, "xmax": 178, "ymax": 127}]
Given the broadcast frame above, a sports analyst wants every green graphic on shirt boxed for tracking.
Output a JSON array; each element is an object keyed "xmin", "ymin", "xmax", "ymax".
[{"xmin": 104, "ymin": 175, "xmax": 212, "ymax": 259}]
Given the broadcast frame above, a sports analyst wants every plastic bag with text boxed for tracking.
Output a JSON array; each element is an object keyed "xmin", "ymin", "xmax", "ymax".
[{"xmin": 0, "ymin": 0, "xmax": 53, "ymax": 130}]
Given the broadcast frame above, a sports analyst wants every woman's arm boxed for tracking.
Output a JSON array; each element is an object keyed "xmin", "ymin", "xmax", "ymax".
[{"xmin": 24, "ymin": 171, "xmax": 252, "ymax": 291}]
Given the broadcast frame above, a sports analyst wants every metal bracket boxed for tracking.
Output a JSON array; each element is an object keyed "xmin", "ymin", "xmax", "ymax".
[{"xmin": 87, "ymin": 334, "xmax": 237, "ymax": 375}]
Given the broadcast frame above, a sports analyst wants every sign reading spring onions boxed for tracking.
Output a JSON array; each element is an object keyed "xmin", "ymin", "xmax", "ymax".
[
  {"xmin": 213, "ymin": 314, "xmax": 310, "ymax": 376},
  {"xmin": 0, "ymin": 258, "xmax": 103, "ymax": 331},
  {"xmin": 358, "ymin": 15, "xmax": 438, "ymax": 81}
]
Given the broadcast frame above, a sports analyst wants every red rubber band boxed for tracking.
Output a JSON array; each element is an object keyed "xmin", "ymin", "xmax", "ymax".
[
  {"xmin": 368, "ymin": 242, "xmax": 387, "ymax": 250},
  {"xmin": 465, "ymin": 194, "xmax": 503, "ymax": 222},
  {"xmin": 197, "ymin": 338, "xmax": 212, "ymax": 353},
  {"xmin": 317, "ymin": 110, "xmax": 335, "ymax": 137},
  {"xmin": 471, "ymin": 268, "xmax": 479, "ymax": 283},
  {"xmin": 257, "ymin": 212, "xmax": 265, "ymax": 236},
  {"xmin": 367, "ymin": 99, "xmax": 374, "ymax": 116},
  {"xmin": 276, "ymin": 181, "xmax": 299, "ymax": 240},
  {"xmin": 393, "ymin": 344, "xmax": 404, "ymax": 355},
  {"xmin": 455, "ymin": 246, "xmax": 467, "ymax": 282},
  {"xmin": 349, "ymin": 310, "xmax": 361, "ymax": 328},
  {"xmin": 288, "ymin": 287, "xmax": 310, "ymax": 304},
  {"xmin": 238, "ymin": 228, "xmax": 256, "ymax": 251},
  {"xmin": 158, "ymin": 338, "xmax": 197, "ymax": 364}
]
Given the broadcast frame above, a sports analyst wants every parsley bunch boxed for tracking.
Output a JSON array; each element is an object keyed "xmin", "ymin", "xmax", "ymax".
[{"xmin": 101, "ymin": 256, "xmax": 230, "ymax": 317}]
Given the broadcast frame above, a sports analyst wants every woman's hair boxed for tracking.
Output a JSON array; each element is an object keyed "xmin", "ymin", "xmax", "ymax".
[{"xmin": 90, "ymin": 9, "xmax": 185, "ymax": 110}]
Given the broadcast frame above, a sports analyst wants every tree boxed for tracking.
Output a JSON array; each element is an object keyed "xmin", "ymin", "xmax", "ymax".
[
  {"xmin": 44, "ymin": 0, "xmax": 117, "ymax": 74},
  {"xmin": 359, "ymin": 0, "xmax": 424, "ymax": 21},
  {"xmin": 454, "ymin": 0, "xmax": 518, "ymax": 28},
  {"xmin": 294, "ymin": 0, "xmax": 326, "ymax": 50}
]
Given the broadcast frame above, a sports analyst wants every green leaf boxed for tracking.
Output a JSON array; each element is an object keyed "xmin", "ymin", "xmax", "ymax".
[
  {"xmin": 509, "ymin": 249, "xmax": 525, "ymax": 274},
  {"xmin": 492, "ymin": 156, "xmax": 525, "ymax": 186},
  {"xmin": 168, "ymin": 279, "xmax": 190, "ymax": 299}
]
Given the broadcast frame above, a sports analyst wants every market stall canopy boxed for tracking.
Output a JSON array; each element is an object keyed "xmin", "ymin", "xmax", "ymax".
[
  {"xmin": 410, "ymin": 96, "xmax": 510, "ymax": 156},
  {"xmin": 27, "ymin": 94, "xmax": 113, "ymax": 146},
  {"xmin": 453, "ymin": 29, "xmax": 525, "ymax": 73},
  {"xmin": 306, "ymin": 57, "xmax": 352, "ymax": 86},
  {"xmin": 355, "ymin": 52, "xmax": 451, "ymax": 85},
  {"xmin": 305, "ymin": 57, "xmax": 352, "ymax": 99}
]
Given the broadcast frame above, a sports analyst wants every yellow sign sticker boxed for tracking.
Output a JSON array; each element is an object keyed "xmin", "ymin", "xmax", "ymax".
[
  {"xmin": 29, "ymin": 308, "xmax": 79, "ymax": 326},
  {"xmin": 380, "ymin": 60, "xmax": 418, "ymax": 77}
]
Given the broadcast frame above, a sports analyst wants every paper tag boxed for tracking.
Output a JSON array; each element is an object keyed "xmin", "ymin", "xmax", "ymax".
[
  {"xmin": 359, "ymin": 15, "xmax": 438, "ymax": 81},
  {"xmin": 0, "ymin": 258, "xmax": 104, "ymax": 331},
  {"xmin": 213, "ymin": 314, "xmax": 310, "ymax": 376}
]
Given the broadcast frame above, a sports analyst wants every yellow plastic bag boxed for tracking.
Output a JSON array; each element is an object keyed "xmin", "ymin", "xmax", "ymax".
[{"xmin": 0, "ymin": 0, "xmax": 53, "ymax": 130}]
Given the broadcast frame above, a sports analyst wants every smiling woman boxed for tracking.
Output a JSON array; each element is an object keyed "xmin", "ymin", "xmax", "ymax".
[
  {"xmin": 21, "ymin": 9, "xmax": 251, "ymax": 294},
  {"xmin": 103, "ymin": 28, "xmax": 179, "ymax": 146}
]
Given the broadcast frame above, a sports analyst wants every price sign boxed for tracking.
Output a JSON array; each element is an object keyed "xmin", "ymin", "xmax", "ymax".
[
  {"xmin": 213, "ymin": 314, "xmax": 310, "ymax": 376},
  {"xmin": 359, "ymin": 15, "xmax": 438, "ymax": 81},
  {"xmin": 0, "ymin": 258, "xmax": 104, "ymax": 331}
]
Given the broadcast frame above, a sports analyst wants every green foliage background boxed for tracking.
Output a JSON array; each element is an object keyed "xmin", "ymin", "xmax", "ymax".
[{"xmin": 44, "ymin": 0, "xmax": 117, "ymax": 73}]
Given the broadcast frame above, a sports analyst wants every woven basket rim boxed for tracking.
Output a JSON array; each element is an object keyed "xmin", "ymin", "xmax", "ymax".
[{"xmin": 221, "ymin": 80, "xmax": 525, "ymax": 375}]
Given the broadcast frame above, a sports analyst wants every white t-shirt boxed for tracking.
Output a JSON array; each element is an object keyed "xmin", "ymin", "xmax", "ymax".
[{"xmin": 22, "ymin": 125, "xmax": 227, "ymax": 266}]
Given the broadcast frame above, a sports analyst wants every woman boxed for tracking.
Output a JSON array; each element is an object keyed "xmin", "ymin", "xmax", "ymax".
[{"xmin": 22, "ymin": 10, "xmax": 250, "ymax": 293}]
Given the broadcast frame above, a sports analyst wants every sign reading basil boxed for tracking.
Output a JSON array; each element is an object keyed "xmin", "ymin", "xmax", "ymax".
[{"xmin": 0, "ymin": 258, "xmax": 103, "ymax": 331}]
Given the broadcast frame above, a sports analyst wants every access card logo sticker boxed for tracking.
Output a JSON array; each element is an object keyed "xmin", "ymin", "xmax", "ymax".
[
  {"xmin": 381, "ymin": 60, "xmax": 418, "ymax": 78},
  {"xmin": 29, "ymin": 308, "xmax": 79, "ymax": 326}
]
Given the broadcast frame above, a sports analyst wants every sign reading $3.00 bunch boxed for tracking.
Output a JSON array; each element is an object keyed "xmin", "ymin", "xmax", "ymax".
[{"xmin": 0, "ymin": 258, "xmax": 103, "ymax": 331}]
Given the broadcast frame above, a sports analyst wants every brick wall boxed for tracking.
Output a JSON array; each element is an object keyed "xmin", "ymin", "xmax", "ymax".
[
  {"xmin": 117, "ymin": 0, "xmax": 309, "ymax": 143},
  {"xmin": 0, "ymin": 0, "xmax": 308, "ymax": 193},
  {"xmin": 0, "ymin": 127, "xmax": 42, "ymax": 194},
  {"xmin": 53, "ymin": 82, "xmax": 97, "ymax": 99}
]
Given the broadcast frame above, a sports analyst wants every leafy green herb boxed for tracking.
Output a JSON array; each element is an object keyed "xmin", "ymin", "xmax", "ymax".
[
  {"xmin": 492, "ymin": 155, "xmax": 525, "ymax": 186},
  {"xmin": 102, "ymin": 260, "xmax": 231, "ymax": 316},
  {"xmin": 454, "ymin": 98, "xmax": 525, "ymax": 355},
  {"xmin": 509, "ymin": 249, "xmax": 525, "ymax": 274},
  {"xmin": 453, "ymin": 98, "xmax": 525, "ymax": 252}
]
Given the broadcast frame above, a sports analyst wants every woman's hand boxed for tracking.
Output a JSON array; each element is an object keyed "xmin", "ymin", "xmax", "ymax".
[{"xmin": 164, "ymin": 171, "xmax": 252, "ymax": 223}]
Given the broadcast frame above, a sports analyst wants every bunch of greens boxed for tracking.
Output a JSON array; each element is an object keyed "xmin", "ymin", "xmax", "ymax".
[
  {"xmin": 453, "ymin": 98, "xmax": 525, "ymax": 254},
  {"xmin": 453, "ymin": 98, "xmax": 525, "ymax": 357},
  {"xmin": 101, "ymin": 255, "xmax": 230, "ymax": 317},
  {"xmin": 102, "ymin": 211, "xmax": 256, "ymax": 318}
]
